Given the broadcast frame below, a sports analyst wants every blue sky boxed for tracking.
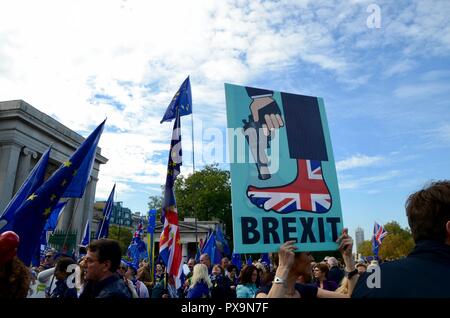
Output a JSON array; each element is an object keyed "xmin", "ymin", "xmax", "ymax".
[{"xmin": 1, "ymin": 0, "xmax": 449, "ymax": 242}]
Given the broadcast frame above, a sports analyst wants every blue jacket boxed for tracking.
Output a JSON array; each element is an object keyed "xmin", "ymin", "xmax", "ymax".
[
  {"xmin": 80, "ymin": 274, "xmax": 132, "ymax": 299},
  {"xmin": 352, "ymin": 240, "xmax": 450, "ymax": 298},
  {"xmin": 51, "ymin": 279, "xmax": 78, "ymax": 299},
  {"xmin": 327, "ymin": 266, "xmax": 344, "ymax": 286},
  {"xmin": 187, "ymin": 281, "xmax": 210, "ymax": 299}
]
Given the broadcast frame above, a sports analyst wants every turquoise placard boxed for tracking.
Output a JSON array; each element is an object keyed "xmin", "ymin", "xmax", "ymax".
[{"xmin": 225, "ymin": 83, "xmax": 343, "ymax": 253}]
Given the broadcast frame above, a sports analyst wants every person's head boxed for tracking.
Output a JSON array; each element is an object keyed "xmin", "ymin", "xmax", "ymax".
[
  {"xmin": 0, "ymin": 257, "xmax": 31, "ymax": 299},
  {"xmin": 356, "ymin": 263, "xmax": 367, "ymax": 274},
  {"xmin": 261, "ymin": 270, "xmax": 275, "ymax": 287},
  {"xmin": 226, "ymin": 264, "xmax": 238, "ymax": 279},
  {"xmin": 221, "ymin": 257, "xmax": 229, "ymax": 270},
  {"xmin": 326, "ymin": 257, "xmax": 338, "ymax": 268},
  {"xmin": 126, "ymin": 265, "xmax": 137, "ymax": 280},
  {"xmin": 155, "ymin": 263, "xmax": 163, "ymax": 274},
  {"xmin": 239, "ymin": 265, "xmax": 258, "ymax": 285},
  {"xmin": 191, "ymin": 263, "xmax": 212, "ymax": 289},
  {"xmin": 212, "ymin": 264, "xmax": 222, "ymax": 277},
  {"xmin": 85, "ymin": 239, "xmax": 122, "ymax": 281},
  {"xmin": 54, "ymin": 257, "xmax": 76, "ymax": 281},
  {"xmin": 43, "ymin": 249, "xmax": 56, "ymax": 267},
  {"xmin": 313, "ymin": 263, "xmax": 329, "ymax": 281},
  {"xmin": 187, "ymin": 258, "xmax": 196, "ymax": 272},
  {"xmin": 296, "ymin": 272, "xmax": 313, "ymax": 284},
  {"xmin": 200, "ymin": 253, "xmax": 211, "ymax": 268},
  {"xmin": 273, "ymin": 251, "xmax": 314, "ymax": 277},
  {"xmin": 137, "ymin": 265, "xmax": 151, "ymax": 282},
  {"xmin": 406, "ymin": 180, "xmax": 450, "ymax": 245},
  {"xmin": 117, "ymin": 261, "xmax": 128, "ymax": 277}
]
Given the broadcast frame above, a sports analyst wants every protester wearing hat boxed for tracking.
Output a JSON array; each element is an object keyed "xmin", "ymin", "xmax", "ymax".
[
  {"xmin": 0, "ymin": 231, "xmax": 31, "ymax": 298},
  {"xmin": 355, "ymin": 262, "xmax": 367, "ymax": 274}
]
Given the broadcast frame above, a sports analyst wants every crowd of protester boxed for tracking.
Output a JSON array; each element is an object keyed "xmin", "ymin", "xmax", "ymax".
[{"xmin": 0, "ymin": 180, "xmax": 449, "ymax": 299}]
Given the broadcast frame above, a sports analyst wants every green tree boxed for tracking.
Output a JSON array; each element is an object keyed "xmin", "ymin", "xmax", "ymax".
[
  {"xmin": 148, "ymin": 195, "xmax": 163, "ymax": 216},
  {"xmin": 108, "ymin": 224, "xmax": 133, "ymax": 256},
  {"xmin": 174, "ymin": 164, "xmax": 232, "ymax": 242},
  {"xmin": 357, "ymin": 221, "xmax": 414, "ymax": 260},
  {"xmin": 379, "ymin": 221, "xmax": 414, "ymax": 260},
  {"xmin": 358, "ymin": 240, "xmax": 373, "ymax": 257}
]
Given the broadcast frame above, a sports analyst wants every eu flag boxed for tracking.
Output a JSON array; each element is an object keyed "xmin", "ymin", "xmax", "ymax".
[
  {"xmin": 43, "ymin": 202, "xmax": 67, "ymax": 232},
  {"xmin": 160, "ymin": 76, "xmax": 192, "ymax": 123},
  {"xmin": 215, "ymin": 225, "xmax": 230, "ymax": 257},
  {"xmin": 62, "ymin": 124, "xmax": 103, "ymax": 198},
  {"xmin": 32, "ymin": 201, "xmax": 67, "ymax": 266},
  {"xmin": 81, "ymin": 219, "xmax": 90, "ymax": 247},
  {"xmin": 95, "ymin": 184, "xmax": 115, "ymax": 240},
  {"xmin": 231, "ymin": 252, "xmax": 242, "ymax": 272},
  {"xmin": 0, "ymin": 146, "xmax": 51, "ymax": 233},
  {"xmin": 147, "ymin": 209, "xmax": 157, "ymax": 234},
  {"xmin": 12, "ymin": 120, "xmax": 106, "ymax": 265}
]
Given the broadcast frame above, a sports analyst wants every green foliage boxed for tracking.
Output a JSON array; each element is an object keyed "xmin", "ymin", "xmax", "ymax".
[
  {"xmin": 379, "ymin": 221, "xmax": 415, "ymax": 260},
  {"xmin": 357, "ymin": 221, "xmax": 415, "ymax": 260},
  {"xmin": 174, "ymin": 164, "xmax": 233, "ymax": 242},
  {"xmin": 108, "ymin": 224, "xmax": 133, "ymax": 256},
  {"xmin": 358, "ymin": 240, "xmax": 373, "ymax": 257},
  {"xmin": 148, "ymin": 195, "xmax": 163, "ymax": 215}
]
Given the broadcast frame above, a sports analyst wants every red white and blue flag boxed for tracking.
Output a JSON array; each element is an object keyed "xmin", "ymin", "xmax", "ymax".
[
  {"xmin": 372, "ymin": 222, "xmax": 388, "ymax": 257},
  {"xmin": 247, "ymin": 159, "xmax": 331, "ymax": 213},
  {"xmin": 159, "ymin": 110, "xmax": 184, "ymax": 288},
  {"xmin": 134, "ymin": 219, "xmax": 144, "ymax": 238}
]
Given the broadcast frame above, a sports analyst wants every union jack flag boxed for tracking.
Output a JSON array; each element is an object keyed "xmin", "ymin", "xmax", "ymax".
[
  {"xmin": 247, "ymin": 159, "xmax": 331, "ymax": 213},
  {"xmin": 134, "ymin": 219, "xmax": 144, "ymax": 238},
  {"xmin": 159, "ymin": 110, "xmax": 183, "ymax": 288},
  {"xmin": 373, "ymin": 222, "xmax": 388, "ymax": 245}
]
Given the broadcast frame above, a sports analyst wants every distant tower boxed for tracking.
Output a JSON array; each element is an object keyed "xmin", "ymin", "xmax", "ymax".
[{"xmin": 355, "ymin": 227, "xmax": 365, "ymax": 252}]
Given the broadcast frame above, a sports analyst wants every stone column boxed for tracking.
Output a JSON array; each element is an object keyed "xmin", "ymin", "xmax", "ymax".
[
  {"xmin": 14, "ymin": 147, "xmax": 38, "ymax": 194},
  {"xmin": 74, "ymin": 176, "xmax": 97, "ymax": 245},
  {"xmin": 0, "ymin": 143, "xmax": 22, "ymax": 212},
  {"xmin": 182, "ymin": 241, "xmax": 188, "ymax": 264},
  {"xmin": 57, "ymin": 198, "xmax": 75, "ymax": 232}
]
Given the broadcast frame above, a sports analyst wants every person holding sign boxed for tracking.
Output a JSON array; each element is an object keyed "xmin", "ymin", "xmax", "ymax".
[{"xmin": 256, "ymin": 229, "xmax": 358, "ymax": 298}]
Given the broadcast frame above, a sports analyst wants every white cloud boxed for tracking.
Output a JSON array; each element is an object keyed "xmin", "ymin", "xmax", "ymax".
[
  {"xmin": 383, "ymin": 59, "xmax": 416, "ymax": 77},
  {"xmin": 339, "ymin": 170, "xmax": 402, "ymax": 190},
  {"xmin": 1, "ymin": 0, "xmax": 449, "ymax": 213},
  {"xmin": 336, "ymin": 154, "xmax": 384, "ymax": 172},
  {"xmin": 394, "ymin": 82, "xmax": 450, "ymax": 98}
]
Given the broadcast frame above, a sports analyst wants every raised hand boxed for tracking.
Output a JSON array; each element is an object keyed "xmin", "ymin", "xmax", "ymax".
[{"xmin": 278, "ymin": 240, "xmax": 297, "ymax": 269}]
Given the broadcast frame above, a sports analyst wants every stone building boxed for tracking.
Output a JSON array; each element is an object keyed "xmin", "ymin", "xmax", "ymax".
[{"xmin": 0, "ymin": 100, "xmax": 108, "ymax": 246}]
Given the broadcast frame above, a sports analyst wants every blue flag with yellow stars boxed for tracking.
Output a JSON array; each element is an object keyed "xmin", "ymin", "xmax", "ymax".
[
  {"xmin": 62, "ymin": 123, "xmax": 103, "ymax": 198},
  {"xmin": 160, "ymin": 76, "xmax": 192, "ymax": 123},
  {"xmin": 95, "ymin": 184, "xmax": 115, "ymax": 240},
  {"xmin": 0, "ymin": 146, "xmax": 51, "ymax": 233},
  {"xmin": 160, "ymin": 110, "xmax": 182, "ymax": 223},
  {"xmin": 12, "ymin": 120, "xmax": 106, "ymax": 265}
]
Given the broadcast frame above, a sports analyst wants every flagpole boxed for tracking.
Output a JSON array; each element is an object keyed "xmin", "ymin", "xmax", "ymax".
[
  {"xmin": 191, "ymin": 113, "xmax": 199, "ymax": 247},
  {"xmin": 61, "ymin": 198, "xmax": 80, "ymax": 254}
]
